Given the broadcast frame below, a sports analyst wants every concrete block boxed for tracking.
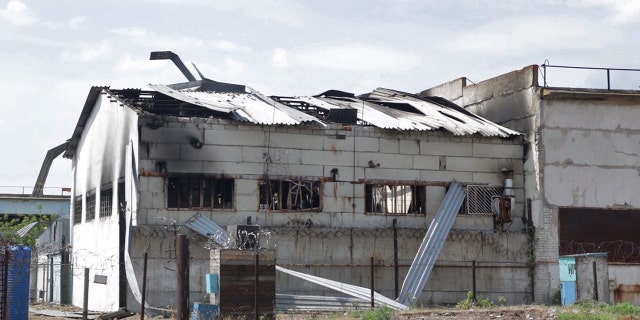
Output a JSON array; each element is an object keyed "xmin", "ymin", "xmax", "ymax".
[
  {"xmin": 420, "ymin": 170, "xmax": 473, "ymax": 182},
  {"xmin": 399, "ymin": 139, "xmax": 420, "ymax": 155},
  {"xmin": 420, "ymin": 141, "xmax": 472, "ymax": 157},
  {"xmin": 358, "ymin": 152, "xmax": 412, "ymax": 169},
  {"xmin": 413, "ymin": 155, "xmax": 441, "ymax": 170},
  {"xmin": 268, "ymin": 132, "xmax": 324, "ymax": 150},
  {"xmin": 324, "ymin": 135, "xmax": 355, "ymax": 152},
  {"xmin": 147, "ymin": 143, "xmax": 181, "ymax": 160},
  {"xmin": 426, "ymin": 186, "xmax": 446, "ymax": 215},
  {"xmin": 204, "ymin": 128, "xmax": 265, "ymax": 146},
  {"xmin": 286, "ymin": 164, "xmax": 324, "ymax": 177},
  {"xmin": 322, "ymin": 165, "xmax": 362, "ymax": 182},
  {"xmin": 379, "ymin": 138, "xmax": 398, "ymax": 153},
  {"xmin": 364, "ymin": 168, "xmax": 420, "ymax": 181},
  {"xmin": 302, "ymin": 150, "xmax": 355, "ymax": 166},
  {"xmin": 447, "ymin": 157, "xmax": 498, "ymax": 173},
  {"xmin": 354, "ymin": 137, "xmax": 379, "ymax": 152},
  {"xmin": 203, "ymin": 161, "xmax": 264, "ymax": 176},
  {"xmin": 181, "ymin": 145, "xmax": 242, "ymax": 162},
  {"xmin": 472, "ymin": 143, "xmax": 522, "ymax": 159},
  {"xmin": 165, "ymin": 160, "xmax": 204, "ymax": 173},
  {"xmin": 141, "ymin": 127, "xmax": 202, "ymax": 144},
  {"xmin": 472, "ymin": 172, "xmax": 502, "ymax": 184}
]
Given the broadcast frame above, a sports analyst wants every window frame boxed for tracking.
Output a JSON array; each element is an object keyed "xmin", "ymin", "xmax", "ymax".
[
  {"xmin": 100, "ymin": 187, "xmax": 113, "ymax": 218},
  {"xmin": 365, "ymin": 183, "xmax": 426, "ymax": 215},
  {"xmin": 167, "ymin": 175, "xmax": 235, "ymax": 210},
  {"xmin": 73, "ymin": 195, "xmax": 82, "ymax": 224},
  {"xmin": 259, "ymin": 178, "xmax": 322, "ymax": 212},
  {"xmin": 86, "ymin": 190, "xmax": 96, "ymax": 221}
]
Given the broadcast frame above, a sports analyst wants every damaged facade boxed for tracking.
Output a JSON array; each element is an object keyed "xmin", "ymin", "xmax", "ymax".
[
  {"xmin": 422, "ymin": 65, "xmax": 640, "ymax": 304},
  {"xmin": 63, "ymin": 56, "xmax": 531, "ymax": 312}
]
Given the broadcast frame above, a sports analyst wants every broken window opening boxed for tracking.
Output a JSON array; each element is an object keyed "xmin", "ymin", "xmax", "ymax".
[
  {"xmin": 86, "ymin": 191, "xmax": 96, "ymax": 222},
  {"xmin": 259, "ymin": 179, "xmax": 321, "ymax": 212},
  {"xmin": 73, "ymin": 195, "xmax": 82, "ymax": 224},
  {"xmin": 365, "ymin": 184, "xmax": 426, "ymax": 215},
  {"xmin": 167, "ymin": 176, "xmax": 234, "ymax": 210},
  {"xmin": 100, "ymin": 188, "xmax": 113, "ymax": 218}
]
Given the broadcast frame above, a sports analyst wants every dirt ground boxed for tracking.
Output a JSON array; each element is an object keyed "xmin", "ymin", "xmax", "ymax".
[{"xmin": 29, "ymin": 304, "xmax": 558, "ymax": 320}]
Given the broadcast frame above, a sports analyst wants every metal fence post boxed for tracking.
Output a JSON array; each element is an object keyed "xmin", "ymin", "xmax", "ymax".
[
  {"xmin": 83, "ymin": 268, "xmax": 89, "ymax": 320},
  {"xmin": 593, "ymin": 261, "xmax": 599, "ymax": 301},
  {"xmin": 141, "ymin": 252, "xmax": 148, "ymax": 320},
  {"xmin": 472, "ymin": 260, "xmax": 477, "ymax": 302},
  {"xmin": 176, "ymin": 235, "xmax": 189, "ymax": 320},
  {"xmin": 393, "ymin": 219, "xmax": 399, "ymax": 298},
  {"xmin": 370, "ymin": 256, "xmax": 375, "ymax": 309},
  {"xmin": 255, "ymin": 252, "xmax": 259, "ymax": 320}
]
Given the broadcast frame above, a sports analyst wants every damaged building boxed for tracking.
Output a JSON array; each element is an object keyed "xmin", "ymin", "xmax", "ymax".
[
  {"xmin": 62, "ymin": 52, "xmax": 531, "ymax": 312},
  {"xmin": 422, "ymin": 64, "xmax": 640, "ymax": 304}
]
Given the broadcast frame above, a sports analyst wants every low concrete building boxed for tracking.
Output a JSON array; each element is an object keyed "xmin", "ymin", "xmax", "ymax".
[
  {"xmin": 63, "ymin": 55, "xmax": 532, "ymax": 312},
  {"xmin": 422, "ymin": 64, "xmax": 640, "ymax": 304}
]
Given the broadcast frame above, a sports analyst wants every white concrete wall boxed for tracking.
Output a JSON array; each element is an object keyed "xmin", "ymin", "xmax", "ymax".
[
  {"xmin": 423, "ymin": 65, "xmax": 640, "ymax": 304},
  {"xmin": 132, "ymin": 116, "xmax": 528, "ymax": 306},
  {"xmin": 70, "ymin": 91, "xmax": 139, "ymax": 311}
]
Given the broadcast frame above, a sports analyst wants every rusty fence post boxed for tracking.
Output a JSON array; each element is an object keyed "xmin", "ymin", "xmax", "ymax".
[
  {"xmin": 83, "ymin": 268, "xmax": 89, "ymax": 320},
  {"xmin": 141, "ymin": 252, "xmax": 148, "ymax": 320},
  {"xmin": 370, "ymin": 256, "xmax": 375, "ymax": 309},
  {"xmin": 176, "ymin": 235, "xmax": 189, "ymax": 320},
  {"xmin": 593, "ymin": 261, "xmax": 599, "ymax": 301},
  {"xmin": 255, "ymin": 252, "xmax": 259, "ymax": 320}
]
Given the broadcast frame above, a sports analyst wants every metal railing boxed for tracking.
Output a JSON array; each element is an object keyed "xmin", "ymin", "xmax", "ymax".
[
  {"xmin": 540, "ymin": 62, "xmax": 640, "ymax": 91},
  {"xmin": 0, "ymin": 186, "xmax": 71, "ymax": 197}
]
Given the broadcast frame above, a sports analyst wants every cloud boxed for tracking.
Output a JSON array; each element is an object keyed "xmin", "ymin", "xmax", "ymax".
[
  {"xmin": 141, "ymin": 0, "xmax": 308, "ymax": 26},
  {"xmin": 224, "ymin": 58, "xmax": 244, "ymax": 76},
  {"xmin": 573, "ymin": 0, "xmax": 640, "ymax": 23},
  {"xmin": 116, "ymin": 54, "xmax": 164, "ymax": 73},
  {"xmin": 0, "ymin": 0, "xmax": 38, "ymax": 26},
  {"xmin": 271, "ymin": 48, "xmax": 288, "ymax": 68},
  {"xmin": 61, "ymin": 40, "xmax": 113, "ymax": 62},
  {"xmin": 291, "ymin": 44, "xmax": 422, "ymax": 70},
  {"xmin": 69, "ymin": 16, "xmax": 87, "ymax": 29},
  {"xmin": 443, "ymin": 15, "xmax": 616, "ymax": 55}
]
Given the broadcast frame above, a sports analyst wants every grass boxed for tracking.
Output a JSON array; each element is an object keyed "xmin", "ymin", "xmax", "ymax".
[{"xmin": 556, "ymin": 300, "xmax": 640, "ymax": 320}]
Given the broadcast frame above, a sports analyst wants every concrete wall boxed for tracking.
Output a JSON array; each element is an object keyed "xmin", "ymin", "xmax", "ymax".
[
  {"xmin": 70, "ymin": 91, "xmax": 139, "ymax": 311},
  {"xmin": 422, "ymin": 65, "xmax": 640, "ymax": 304},
  {"xmin": 132, "ymin": 116, "xmax": 529, "ymax": 306}
]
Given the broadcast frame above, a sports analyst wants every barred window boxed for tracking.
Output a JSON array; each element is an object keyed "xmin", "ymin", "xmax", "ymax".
[
  {"xmin": 73, "ymin": 195, "xmax": 82, "ymax": 224},
  {"xmin": 168, "ymin": 176, "xmax": 234, "ymax": 209},
  {"xmin": 100, "ymin": 188, "xmax": 113, "ymax": 218},
  {"xmin": 365, "ymin": 184, "xmax": 426, "ymax": 215},
  {"xmin": 259, "ymin": 179, "xmax": 321, "ymax": 211},
  {"xmin": 86, "ymin": 192, "xmax": 96, "ymax": 221}
]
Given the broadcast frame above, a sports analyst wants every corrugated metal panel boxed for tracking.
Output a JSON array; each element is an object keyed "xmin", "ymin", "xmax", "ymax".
[
  {"xmin": 148, "ymin": 84, "xmax": 325, "ymax": 126},
  {"xmin": 276, "ymin": 266, "xmax": 408, "ymax": 311},
  {"xmin": 7, "ymin": 246, "xmax": 31, "ymax": 320},
  {"xmin": 293, "ymin": 92, "xmax": 519, "ymax": 137},
  {"xmin": 397, "ymin": 180, "xmax": 466, "ymax": 306},
  {"xmin": 184, "ymin": 213, "xmax": 230, "ymax": 248},
  {"xmin": 16, "ymin": 221, "xmax": 39, "ymax": 237},
  {"xmin": 276, "ymin": 294, "xmax": 371, "ymax": 312}
]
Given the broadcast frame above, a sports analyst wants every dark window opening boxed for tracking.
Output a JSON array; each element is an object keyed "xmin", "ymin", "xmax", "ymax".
[
  {"xmin": 365, "ymin": 184, "xmax": 426, "ymax": 215},
  {"xmin": 117, "ymin": 181, "xmax": 125, "ymax": 216},
  {"xmin": 168, "ymin": 176, "xmax": 234, "ymax": 209},
  {"xmin": 259, "ymin": 179, "xmax": 321, "ymax": 212},
  {"xmin": 86, "ymin": 192, "xmax": 96, "ymax": 221},
  {"xmin": 73, "ymin": 196, "xmax": 82, "ymax": 224},
  {"xmin": 559, "ymin": 208, "xmax": 640, "ymax": 263},
  {"xmin": 100, "ymin": 188, "xmax": 113, "ymax": 218}
]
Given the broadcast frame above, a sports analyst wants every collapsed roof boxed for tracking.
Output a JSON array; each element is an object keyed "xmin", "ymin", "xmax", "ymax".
[{"xmin": 63, "ymin": 57, "xmax": 520, "ymax": 158}]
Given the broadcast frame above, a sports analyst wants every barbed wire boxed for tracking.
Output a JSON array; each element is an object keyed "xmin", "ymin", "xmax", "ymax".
[{"xmin": 560, "ymin": 240, "xmax": 640, "ymax": 263}]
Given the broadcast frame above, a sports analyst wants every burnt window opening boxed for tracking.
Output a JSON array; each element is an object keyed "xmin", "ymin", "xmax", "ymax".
[
  {"xmin": 86, "ymin": 191, "xmax": 96, "ymax": 222},
  {"xmin": 259, "ymin": 179, "xmax": 321, "ymax": 212},
  {"xmin": 73, "ymin": 196, "xmax": 82, "ymax": 224},
  {"xmin": 167, "ymin": 176, "xmax": 234, "ymax": 210},
  {"xmin": 365, "ymin": 184, "xmax": 426, "ymax": 215},
  {"xmin": 117, "ymin": 181, "xmax": 125, "ymax": 215},
  {"xmin": 100, "ymin": 188, "xmax": 113, "ymax": 218}
]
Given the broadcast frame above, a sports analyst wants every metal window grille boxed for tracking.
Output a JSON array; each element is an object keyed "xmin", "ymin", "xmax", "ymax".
[
  {"xmin": 100, "ymin": 188, "xmax": 113, "ymax": 218},
  {"xmin": 168, "ymin": 176, "xmax": 234, "ymax": 209},
  {"xmin": 86, "ymin": 193, "xmax": 96, "ymax": 221},
  {"xmin": 73, "ymin": 196, "xmax": 82, "ymax": 224},
  {"xmin": 466, "ymin": 185, "xmax": 504, "ymax": 215},
  {"xmin": 259, "ymin": 179, "xmax": 321, "ymax": 212},
  {"xmin": 365, "ymin": 184, "xmax": 426, "ymax": 215}
]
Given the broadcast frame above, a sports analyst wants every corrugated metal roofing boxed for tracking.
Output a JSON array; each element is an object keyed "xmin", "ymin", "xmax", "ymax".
[
  {"xmin": 147, "ymin": 82, "xmax": 519, "ymax": 137},
  {"xmin": 149, "ymin": 84, "xmax": 325, "ymax": 126}
]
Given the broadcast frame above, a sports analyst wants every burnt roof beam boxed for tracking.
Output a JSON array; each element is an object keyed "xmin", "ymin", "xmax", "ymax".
[{"xmin": 150, "ymin": 51, "xmax": 197, "ymax": 82}]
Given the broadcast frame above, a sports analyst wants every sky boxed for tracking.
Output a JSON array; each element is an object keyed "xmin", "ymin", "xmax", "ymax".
[{"xmin": 0, "ymin": 0, "xmax": 639, "ymax": 194}]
